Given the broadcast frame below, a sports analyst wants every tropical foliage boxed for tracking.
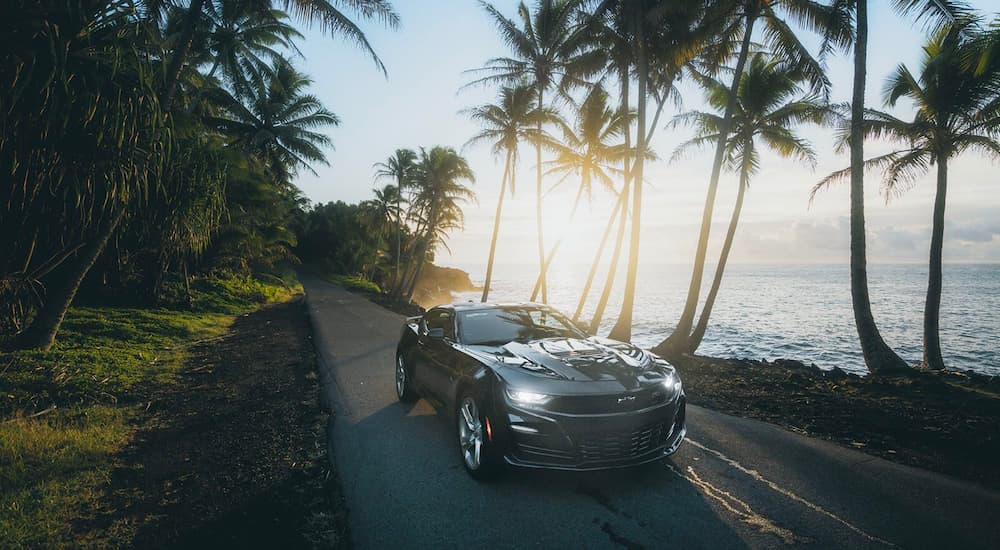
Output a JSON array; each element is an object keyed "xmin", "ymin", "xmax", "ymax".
[
  {"xmin": 297, "ymin": 147, "xmax": 476, "ymax": 303},
  {"xmin": 0, "ymin": 0, "xmax": 397, "ymax": 349}
]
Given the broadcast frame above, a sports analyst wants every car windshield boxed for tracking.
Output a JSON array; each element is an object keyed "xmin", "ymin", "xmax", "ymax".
[{"xmin": 457, "ymin": 307, "xmax": 585, "ymax": 346}]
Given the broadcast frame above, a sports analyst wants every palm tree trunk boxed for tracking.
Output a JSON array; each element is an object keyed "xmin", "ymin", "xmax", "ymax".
[
  {"xmin": 183, "ymin": 258, "xmax": 193, "ymax": 307},
  {"xmin": 573, "ymin": 190, "xmax": 625, "ymax": 322},
  {"xmin": 161, "ymin": 0, "xmax": 206, "ymax": 111},
  {"xmin": 16, "ymin": 210, "xmax": 125, "ymax": 351},
  {"xmin": 609, "ymin": 10, "xmax": 648, "ymax": 343},
  {"xmin": 590, "ymin": 182, "xmax": 630, "ymax": 335},
  {"xmin": 186, "ymin": 57, "xmax": 221, "ymax": 114},
  {"xmin": 922, "ymin": 157, "xmax": 948, "ymax": 370},
  {"xmin": 689, "ymin": 161, "xmax": 749, "ymax": 351},
  {"xmin": 588, "ymin": 69, "xmax": 632, "ymax": 334},
  {"xmin": 482, "ymin": 151, "xmax": 513, "ymax": 302},
  {"xmin": 656, "ymin": 13, "xmax": 757, "ymax": 355},
  {"xmin": 405, "ymin": 256, "xmax": 427, "ymax": 302},
  {"xmin": 405, "ymin": 205, "xmax": 438, "ymax": 301},
  {"xmin": 535, "ymin": 88, "xmax": 548, "ymax": 303},
  {"xmin": 848, "ymin": 0, "xmax": 909, "ymax": 374},
  {"xmin": 395, "ymin": 195, "xmax": 403, "ymax": 294}
]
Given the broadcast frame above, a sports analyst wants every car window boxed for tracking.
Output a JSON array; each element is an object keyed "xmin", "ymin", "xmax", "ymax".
[
  {"xmin": 458, "ymin": 307, "xmax": 584, "ymax": 346},
  {"xmin": 424, "ymin": 309, "xmax": 456, "ymax": 340},
  {"xmin": 529, "ymin": 309, "xmax": 567, "ymax": 330}
]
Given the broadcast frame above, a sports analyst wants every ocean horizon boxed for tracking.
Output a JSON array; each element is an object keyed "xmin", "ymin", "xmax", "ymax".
[{"xmin": 446, "ymin": 261, "xmax": 1000, "ymax": 376}]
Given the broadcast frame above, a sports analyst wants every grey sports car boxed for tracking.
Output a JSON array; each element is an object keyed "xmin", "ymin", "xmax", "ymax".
[{"xmin": 395, "ymin": 302, "xmax": 686, "ymax": 479}]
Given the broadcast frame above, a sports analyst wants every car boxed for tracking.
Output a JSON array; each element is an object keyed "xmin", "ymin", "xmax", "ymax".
[{"xmin": 394, "ymin": 302, "xmax": 686, "ymax": 479}]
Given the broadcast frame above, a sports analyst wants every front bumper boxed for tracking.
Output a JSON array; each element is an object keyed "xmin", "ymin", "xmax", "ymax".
[{"xmin": 501, "ymin": 394, "xmax": 686, "ymax": 471}]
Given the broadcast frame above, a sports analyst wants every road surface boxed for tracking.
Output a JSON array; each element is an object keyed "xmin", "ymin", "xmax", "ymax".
[{"xmin": 302, "ymin": 275, "xmax": 1000, "ymax": 549}]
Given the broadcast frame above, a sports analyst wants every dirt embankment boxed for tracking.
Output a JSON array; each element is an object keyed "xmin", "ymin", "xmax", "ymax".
[
  {"xmin": 669, "ymin": 354, "xmax": 1000, "ymax": 490},
  {"xmin": 90, "ymin": 299, "xmax": 346, "ymax": 548}
]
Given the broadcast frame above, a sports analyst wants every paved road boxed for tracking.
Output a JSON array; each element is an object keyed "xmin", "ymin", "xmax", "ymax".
[{"xmin": 303, "ymin": 275, "xmax": 1000, "ymax": 549}]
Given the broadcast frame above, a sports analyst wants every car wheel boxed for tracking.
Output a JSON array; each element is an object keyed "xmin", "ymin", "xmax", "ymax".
[
  {"xmin": 395, "ymin": 353, "xmax": 417, "ymax": 403},
  {"xmin": 456, "ymin": 391, "xmax": 502, "ymax": 480}
]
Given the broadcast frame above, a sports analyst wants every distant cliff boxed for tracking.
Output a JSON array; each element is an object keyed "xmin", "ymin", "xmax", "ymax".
[{"xmin": 412, "ymin": 263, "xmax": 478, "ymax": 309}]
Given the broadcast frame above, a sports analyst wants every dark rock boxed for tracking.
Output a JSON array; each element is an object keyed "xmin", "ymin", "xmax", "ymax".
[
  {"xmin": 774, "ymin": 358, "xmax": 809, "ymax": 371},
  {"xmin": 826, "ymin": 366, "xmax": 848, "ymax": 380}
]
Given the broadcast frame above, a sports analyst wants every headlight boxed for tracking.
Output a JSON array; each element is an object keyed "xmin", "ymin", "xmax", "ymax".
[
  {"xmin": 662, "ymin": 370, "xmax": 683, "ymax": 394},
  {"xmin": 505, "ymin": 388, "xmax": 549, "ymax": 405}
]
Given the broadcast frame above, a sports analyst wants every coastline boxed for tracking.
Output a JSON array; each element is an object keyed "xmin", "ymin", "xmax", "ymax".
[{"xmin": 666, "ymin": 353, "xmax": 1000, "ymax": 490}]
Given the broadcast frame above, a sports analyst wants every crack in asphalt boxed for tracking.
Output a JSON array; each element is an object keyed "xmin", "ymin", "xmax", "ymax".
[
  {"xmin": 600, "ymin": 521, "xmax": 646, "ymax": 550},
  {"xmin": 685, "ymin": 438, "xmax": 895, "ymax": 547}
]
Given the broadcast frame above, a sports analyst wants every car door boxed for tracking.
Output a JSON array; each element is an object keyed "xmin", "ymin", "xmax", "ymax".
[
  {"xmin": 425, "ymin": 310, "xmax": 462, "ymax": 403},
  {"xmin": 415, "ymin": 309, "xmax": 455, "ymax": 401}
]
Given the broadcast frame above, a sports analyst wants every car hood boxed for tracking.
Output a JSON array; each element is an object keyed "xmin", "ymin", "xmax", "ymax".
[{"xmin": 466, "ymin": 337, "xmax": 661, "ymax": 385}]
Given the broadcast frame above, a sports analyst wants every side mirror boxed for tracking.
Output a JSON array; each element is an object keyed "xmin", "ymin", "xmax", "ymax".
[{"xmin": 426, "ymin": 327, "xmax": 446, "ymax": 340}]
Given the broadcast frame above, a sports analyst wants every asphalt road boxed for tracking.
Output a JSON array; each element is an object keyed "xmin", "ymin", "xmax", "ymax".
[{"xmin": 302, "ymin": 275, "xmax": 1000, "ymax": 549}]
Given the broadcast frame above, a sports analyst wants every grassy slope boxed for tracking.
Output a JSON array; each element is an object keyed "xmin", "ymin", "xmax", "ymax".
[{"xmin": 0, "ymin": 276, "xmax": 299, "ymax": 548}]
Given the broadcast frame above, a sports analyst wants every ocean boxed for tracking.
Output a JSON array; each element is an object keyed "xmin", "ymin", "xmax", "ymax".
[{"xmin": 449, "ymin": 262, "xmax": 1000, "ymax": 376}]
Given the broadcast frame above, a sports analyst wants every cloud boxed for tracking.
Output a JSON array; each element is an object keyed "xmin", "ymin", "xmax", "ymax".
[{"xmin": 948, "ymin": 220, "xmax": 1000, "ymax": 244}]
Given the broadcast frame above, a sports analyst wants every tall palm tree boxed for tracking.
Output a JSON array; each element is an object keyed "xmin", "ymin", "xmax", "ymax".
[
  {"xmin": 812, "ymin": 0, "xmax": 969, "ymax": 373},
  {"xmin": 473, "ymin": 0, "xmax": 601, "ymax": 303},
  {"xmin": 402, "ymin": 147, "xmax": 477, "ymax": 301},
  {"xmin": 658, "ymin": 0, "xmax": 849, "ymax": 354},
  {"xmin": 361, "ymin": 184, "xmax": 402, "ymax": 282},
  {"xmin": 374, "ymin": 148, "xmax": 417, "ymax": 294},
  {"xmin": 814, "ymin": 20, "xmax": 999, "ymax": 371},
  {"xmin": 211, "ymin": 58, "xmax": 339, "ymax": 184},
  {"xmin": 674, "ymin": 53, "xmax": 829, "ymax": 351},
  {"xmin": 530, "ymin": 85, "xmax": 632, "ymax": 301},
  {"xmin": 160, "ymin": 0, "xmax": 399, "ymax": 110},
  {"xmin": 598, "ymin": 0, "xmax": 709, "ymax": 342},
  {"xmin": 465, "ymin": 84, "xmax": 550, "ymax": 302}
]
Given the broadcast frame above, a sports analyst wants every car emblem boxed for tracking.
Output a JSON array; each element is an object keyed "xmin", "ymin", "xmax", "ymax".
[{"xmin": 617, "ymin": 395, "xmax": 636, "ymax": 405}]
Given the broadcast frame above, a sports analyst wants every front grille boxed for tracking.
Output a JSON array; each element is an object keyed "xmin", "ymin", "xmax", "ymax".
[
  {"xmin": 576, "ymin": 420, "xmax": 673, "ymax": 463},
  {"xmin": 546, "ymin": 387, "xmax": 668, "ymax": 414},
  {"xmin": 515, "ymin": 442, "xmax": 575, "ymax": 463}
]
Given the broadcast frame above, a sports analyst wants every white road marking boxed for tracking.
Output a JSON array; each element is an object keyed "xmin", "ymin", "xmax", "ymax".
[
  {"xmin": 665, "ymin": 463, "xmax": 801, "ymax": 544},
  {"xmin": 685, "ymin": 438, "xmax": 895, "ymax": 547}
]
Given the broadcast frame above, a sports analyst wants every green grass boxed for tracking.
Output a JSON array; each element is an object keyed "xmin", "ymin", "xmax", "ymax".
[
  {"xmin": 324, "ymin": 273, "xmax": 382, "ymax": 294},
  {"xmin": 0, "ymin": 274, "xmax": 298, "ymax": 548}
]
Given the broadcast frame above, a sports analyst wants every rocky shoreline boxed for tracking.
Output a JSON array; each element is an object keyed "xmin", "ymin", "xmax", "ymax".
[{"xmin": 666, "ymin": 352, "xmax": 1000, "ymax": 490}]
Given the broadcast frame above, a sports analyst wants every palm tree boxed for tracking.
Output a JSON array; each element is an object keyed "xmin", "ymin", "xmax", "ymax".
[
  {"xmin": 814, "ymin": 20, "xmax": 999, "ymax": 371},
  {"xmin": 4, "ymin": 1, "xmax": 169, "ymax": 350},
  {"xmin": 401, "ymin": 147, "xmax": 477, "ymax": 301},
  {"xmin": 211, "ymin": 58, "xmax": 339, "ymax": 184},
  {"xmin": 182, "ymin": 1, "xmax": 302, "ymax": 110},
  {"xmin": 812, "ymin": 0, "xmax": 969, "ymax": 373},
  {"xmin": 473, "ymin": 0, "xmax": 601, "ymax": 303},
  {"xmin": 658, "ymin": 0, "xmax": 850, "ymax": 354},
  {"xmin": 160, "ymin": 0, "xmax": 399, "ymax": 110},
  {"xmin": 374, "ymin": 149, "xmax": 417, "ymax": 293},
  {"xmin": 530, "ymin": 85, "xmax": 631, "ymax": 301},
  {"xmin": 674, "ymin": 53, "xmax": 829, "ymax": 350},
  {"xmin": 596, "ymin": 0, "xmax": 709, "ymax": 342},
  {"xmin": 465, "ymin": 84, "xmax": 550, "ymax": 302},
  {"xmin": 361, "ymin": 184, "xmax": 402, "ymax": 282}
]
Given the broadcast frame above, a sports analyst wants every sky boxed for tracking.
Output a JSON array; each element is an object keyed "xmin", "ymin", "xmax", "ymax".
[{"xmin": 289, "ymin": 1, "xmax": 1000, "ymax": 279}]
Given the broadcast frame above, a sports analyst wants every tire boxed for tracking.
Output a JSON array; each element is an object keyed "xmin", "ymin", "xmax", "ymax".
[
  {"xmin": 395, "ymin": 353, "xmax": 417, "ymax": 403},
  {"xmin": 455, "ymin": 391, "xmax": 503, "ymax": 480}
]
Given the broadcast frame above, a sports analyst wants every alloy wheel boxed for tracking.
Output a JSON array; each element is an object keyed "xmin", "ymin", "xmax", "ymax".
[{"xmin": 458, "ymin": 397, "xmax": 483, "ymax": 470}]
